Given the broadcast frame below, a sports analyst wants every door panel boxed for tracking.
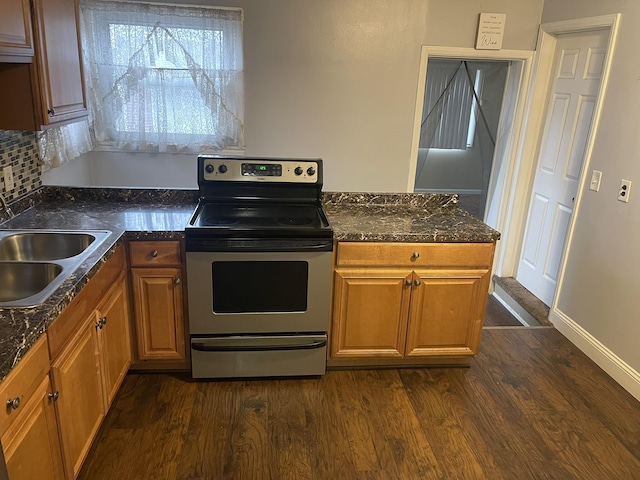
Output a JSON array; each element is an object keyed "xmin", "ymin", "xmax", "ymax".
[
  {"xmin": 517, "ymin": 29, "xmax": 608, "ymax": 306},
  {"xmin": 331, "ymin": 269, "xmax": 411, "ymax": 358}
]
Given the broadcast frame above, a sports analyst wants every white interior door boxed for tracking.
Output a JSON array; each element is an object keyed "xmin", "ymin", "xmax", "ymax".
[{"xmin": 516, "ymin": 29, "xmax": 608, "ymax": 306}]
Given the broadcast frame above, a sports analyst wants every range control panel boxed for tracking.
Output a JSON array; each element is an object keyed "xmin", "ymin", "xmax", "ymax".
[{"xmin": 200, "ymin": 156, "xmax": 320, "ymax": 183}]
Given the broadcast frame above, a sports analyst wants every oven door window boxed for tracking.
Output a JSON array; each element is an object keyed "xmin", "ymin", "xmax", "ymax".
[{"xmin": 212, "ymin": 261, "xmax": 308, "ymax": 313}]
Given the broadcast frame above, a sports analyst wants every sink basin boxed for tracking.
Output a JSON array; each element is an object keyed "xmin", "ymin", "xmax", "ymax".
[
  {"xmin": 0, "ymin": 232, "xmax": 96, "ymax": 261},
  {"xmin": 0, "ymin": 262, "xmax": 63, "ymax": 303},
  {"xmin": 0, "ymin": 229, "xmax": 112, "ymax": 308}
]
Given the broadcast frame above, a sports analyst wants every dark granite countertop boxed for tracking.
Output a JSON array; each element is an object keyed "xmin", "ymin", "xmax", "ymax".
[
  {"xmin": 0, "ymin": 187, "xmax": 499, "ymax": 383},
  {"xmin": 323, "ymin": 192, "xmax": 501, "ymax": 243},
  {"xmin": 0, "ymin": 187, "xmax": 198, "ymax": 383}
]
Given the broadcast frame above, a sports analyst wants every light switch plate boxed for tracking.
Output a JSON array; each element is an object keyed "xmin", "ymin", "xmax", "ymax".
[
  {"xmin": 2, "ymin": 166, "xmax": 14, "ymax": 191},
  {"xmin": 589, "ymin": 170, "xmax": 602, "ymax": 192}
]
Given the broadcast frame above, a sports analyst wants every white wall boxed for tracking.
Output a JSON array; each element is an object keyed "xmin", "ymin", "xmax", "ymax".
[
  {"xmin": 44, "ymin": 0, "xmax": 544, "ymax": 192},
  {"xmin": 541, "ymin": 2, "xmax": 640, "ymax": 387}
]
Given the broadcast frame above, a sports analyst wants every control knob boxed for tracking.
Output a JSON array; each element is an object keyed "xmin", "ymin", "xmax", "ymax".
[
  {"xmin": 307, "ymin": 166, "xmax": 316, "ymax": 176},
  {"xmin": 218, "ymin": 164, "xmax": 228, "ymax": 174},
  {"xmin": 294, "ymin": 167, "xmax": 303, "ymax": 176},
  {"xmin": 205, "ymin": 164, "xmax": 214, "ymax": 173}
]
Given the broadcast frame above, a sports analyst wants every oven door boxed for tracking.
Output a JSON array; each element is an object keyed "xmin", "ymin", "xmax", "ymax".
[{"xmin": 186, "ymin": 250, "xmax": 333, "ymax": 335}]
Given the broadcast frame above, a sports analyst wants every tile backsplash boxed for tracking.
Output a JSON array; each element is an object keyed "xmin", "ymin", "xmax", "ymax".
[{"xmin": 0, "ymin": 130, "xmax": 42, "ymax": 202}]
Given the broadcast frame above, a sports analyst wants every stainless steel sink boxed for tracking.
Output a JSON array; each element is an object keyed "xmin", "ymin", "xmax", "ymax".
[
  {"xmin": 0, "ymin": 232, "xmax": 96, "ymax": 261},
  {"xmin": 0, "ymin": 262, "xmax": 63, "ymax": 302},
  {"xmin": 0, "ymin": 229, "xmax": 112, "ymax": 308}
]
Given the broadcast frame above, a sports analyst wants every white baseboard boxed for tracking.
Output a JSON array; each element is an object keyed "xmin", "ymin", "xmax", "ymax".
[{"xmin": 550, "ymin": 308, "xmax": 640, "ymax": 402}]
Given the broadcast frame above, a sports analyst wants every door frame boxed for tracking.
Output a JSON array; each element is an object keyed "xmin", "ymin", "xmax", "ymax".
[
  {"xmin": 502, "ymin": 14, "xmax": 620, "ymax": 308},
  {"xmin": 407, "ymin": 46, "xmax": 534, "ymax": 283}
]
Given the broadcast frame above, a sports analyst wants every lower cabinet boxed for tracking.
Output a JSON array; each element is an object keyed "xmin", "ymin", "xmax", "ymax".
[
  {"xmin": 47, "ymin": 246, "xmax": 132, "ymax": 479},
  {"xmin": 129, "ymin": 241, "xmax": 187, "ymax": 365},
  {"xmin": 329, "ymin": 242, "xmax": 495, "ymax": 367},
  {"xmin": 50, "ymin": 320, "xmax": 105, "ymax": 479},
  {"xmin": 0, "ymin": 336, "xmax": 64, "ymax": 480}
]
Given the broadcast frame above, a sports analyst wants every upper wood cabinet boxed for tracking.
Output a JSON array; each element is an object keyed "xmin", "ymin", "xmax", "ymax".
[
  {"xmin": 330, "ymin": 242, "xmax": 495, "ymax": 368},
  {"xmin": 0, "ymin": 0, "xmax": 34, "ymax": 59},
  {"xmin": 0, "ymin": 0, "xmax": 87, "ymax": 130}
]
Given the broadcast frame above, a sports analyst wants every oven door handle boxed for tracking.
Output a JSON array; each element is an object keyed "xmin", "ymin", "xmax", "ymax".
[{"xmin": 192, "ymin": 338, "xmax": 327, "ymax": 352}]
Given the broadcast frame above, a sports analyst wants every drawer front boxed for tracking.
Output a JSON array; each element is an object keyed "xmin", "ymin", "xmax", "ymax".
[
  {"xmin": 336, "ymin": 242, "xmax": 495, "ymax": 268},
  {"xmin": 129, "ymin": 241, "xmax": 181, "ymax": 267},
  {"xmin": 0, "ymin": 335, "xmax": 50, "ymax": 436}
]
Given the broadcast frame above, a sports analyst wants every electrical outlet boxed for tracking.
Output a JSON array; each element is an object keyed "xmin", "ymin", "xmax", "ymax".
[
  {"xmin": 2, "ymin": 166, "xmax": 14, "ymax": 191},
  {"xmin": 589, "ymin": 170, "xmax": 603, "ymax": 192},
  {"xmin": 617, "ymin": 179, "xmax": 632, "ymax": 203}
]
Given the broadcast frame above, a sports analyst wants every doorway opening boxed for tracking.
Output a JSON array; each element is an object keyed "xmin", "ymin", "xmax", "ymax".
[
  {"xmin": 414, "ymin": 58, "xmax": 510, "ymax": 220},
  {"xmin": 408, "ymin": 46, "xmax": 536, "ymax": 328}
]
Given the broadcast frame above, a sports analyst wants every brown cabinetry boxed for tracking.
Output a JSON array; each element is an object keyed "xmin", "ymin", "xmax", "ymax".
[
  {"xmin": 0, "ymin": 335, "xmax": 64, "ymax": 480},
  {"xmin": 0, "ymin": 0, "xmax": 33, "ymax": 59},
  {"xmin": 0, "ymin": 0, "xmax": 87, "ymax": 130},
  {"xmin": 329, "ymin": 242, "xmax": 495, "ymax": 367},
  {"xmin": 48, "ymin": 246, "xmax": 131, "ymax": 479},
  {"xmin": 129, "ymin": 241, "xmax": 187, "ymax": 365}
]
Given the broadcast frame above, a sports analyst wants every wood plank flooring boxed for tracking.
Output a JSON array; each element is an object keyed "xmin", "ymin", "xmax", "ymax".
[
  {"xmin": 78, "ymin": 325, "xmax": 640, "ymax": 480},
  {"xmin": 482, "ymin": 294, "xmax": 525, "ymax": 327}
]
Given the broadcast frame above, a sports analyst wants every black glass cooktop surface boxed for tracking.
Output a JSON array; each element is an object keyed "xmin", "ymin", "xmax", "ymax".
[{"xmin": 189, "ymin": 203, "xmax": 330, "ymax": 233}]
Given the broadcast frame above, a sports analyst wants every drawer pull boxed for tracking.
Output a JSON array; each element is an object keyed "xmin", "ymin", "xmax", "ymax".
[
  {"xmin": 151, "ymin": 250, "xmax": 159, "ymax": 257},
  {"xmin": 414, "ymin": 279, "xmax": 421, "ymax": 287},
  {"xmin": 48, "ymin": 391, "xmax": 60, "ymax": 402},
  {"xmin": 411, "ymin": 252, "xmax": 420, "ymax": 260},
  {"xmin": 6, "ymin": 397, "xmax": 20, "ymax": 410}
]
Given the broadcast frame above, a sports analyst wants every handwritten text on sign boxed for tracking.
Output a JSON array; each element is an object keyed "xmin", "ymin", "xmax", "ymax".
[{"xmin": 476, "ymin": 13, "xmax": 506, "ymax": 50}]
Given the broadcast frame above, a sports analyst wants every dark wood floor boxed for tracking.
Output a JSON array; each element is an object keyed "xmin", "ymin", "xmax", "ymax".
[
  {"xmin": 482, "ymin": 294, "xmax": 525, "ymax": 327},
  {"xmin": 79, "ymin": 323, "xmax": 640, "ymax": 479}
]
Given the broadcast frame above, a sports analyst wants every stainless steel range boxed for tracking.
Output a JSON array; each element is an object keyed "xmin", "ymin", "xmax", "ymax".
[{"xmin": 185, "ymin": 155, "xmax": 333, "ymax": 378}]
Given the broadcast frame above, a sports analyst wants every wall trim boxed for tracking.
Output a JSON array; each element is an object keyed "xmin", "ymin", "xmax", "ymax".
[
  {"xmin": 550, "ymin": 307, "xmax": 640, "ymax": 402},
  {"xmin": 414, "ymin": 188, "xmax": 481, "ymax": 194}
]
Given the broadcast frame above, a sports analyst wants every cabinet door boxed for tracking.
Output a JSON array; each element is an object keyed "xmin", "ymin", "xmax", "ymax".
[
  {"xmin": 1, "ymin": 376, "xmax": 64, "ymax": 480},
  {"xmin": 0, "ymin": 0, "xmax": 33, "ymax": 57},
  {"xmin": 331, "ymin": 268, "xmax": 412, "ymax": 358},
  {"xmin": 51, "ymin": 319, "xmax": 105, "ymax": 479},
  {"xmin": 97, "ymin": 276, "xmax": 132, "ymax": 408},
  {"xmin": 405, "ymin": 268, "xmax": 490, "ymax": 357},
  {"xmin": 31, "ymin": 0, "xmax": 87, "ymax": 125},
  {"xmin": 131, "ymin": 267, "xmax": 185, "ymax": 361}
]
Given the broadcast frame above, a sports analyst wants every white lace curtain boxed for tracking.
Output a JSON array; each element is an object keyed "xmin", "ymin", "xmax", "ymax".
[
  {"xmin": 80, "ymin": 0, "xmax": 244, "ymax": 153},
  {"xmin": 38, "ymin": 120, "xmax": 93, "ymax": 170},
  {"xmin": 38, "ymin": 1, "xmax": 244, "ymax": 168}
]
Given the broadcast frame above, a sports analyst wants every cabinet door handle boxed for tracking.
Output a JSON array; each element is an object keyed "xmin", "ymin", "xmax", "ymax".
[
  {"xmin": 405, "ymin": 279, "xmax": 412, "ymax": 286},
  {"xmin": 48, "ymin": 391, "xmax": 60, "ymax": 402},
  {"xmin": 174, "ymin": 278, "xmax": 181, "ymax": 285},
  {"xmin": 101, "ymin": 316, "xmax": 108, "ymax": 327},
  {"xmin": 47, "ymin": 108, "xmax": 55, "ymax": 116},
  {"xmin": 414, "ymin": 279, "xmax": 421, "ymax": 286},
  {"xmin": 151, "ymin": 250, "xmax": 159, "ymax": 257},
  {"xmin": 95, "ymin": 320, "xmax": 103, "ymax": 330},
  {"xmin": 411, "ymin": 252, "xmax": 420, "ymax": 259},
  {"xmin": 6, "ymin": 397, "xmax": 20, "ymax": 410}
]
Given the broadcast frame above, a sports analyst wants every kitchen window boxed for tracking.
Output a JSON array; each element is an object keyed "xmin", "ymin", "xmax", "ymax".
[{"xmin": 80, "ymin": 0, "xmax": 244, "ymax": 152}]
